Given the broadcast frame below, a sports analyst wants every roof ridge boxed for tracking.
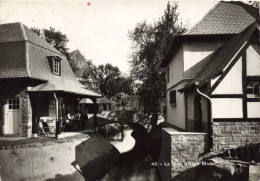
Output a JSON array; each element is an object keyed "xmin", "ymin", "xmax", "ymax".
[
  {"xmin": 19, "ymin": 23, "xmax": 31, "ymax": 77},
  {"xmin": 0, "ymin": 22, "xmax": 21, "ymax": 26},
  {"xmin": 22, "ymin": 24, "xmax": 65, "ymax": 57},
  {"xmin": 185, "ymin": 2, "xmax": 220, "ymax": 35}
]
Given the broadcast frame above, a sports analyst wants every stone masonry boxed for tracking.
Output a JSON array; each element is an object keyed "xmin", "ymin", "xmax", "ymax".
[
  {"xmin": 0, "ymin": 81, "xmax": 32, "ymax": 137},
  {"xmin": 20, "ymin": 89, "xmax": 32, "ymax": 137},
  {"xmin": 158, "ymin": 128, "xmax": 208, "ymax": 181},
  {"xmin": 213, "ymin": 122, "xmax": 260, "ymax": 152}
]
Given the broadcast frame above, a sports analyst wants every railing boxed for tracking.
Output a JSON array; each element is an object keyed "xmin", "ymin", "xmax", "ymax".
[{"xmin": 98, "ymin": 121, "xmax": 124, "ymax": 141}]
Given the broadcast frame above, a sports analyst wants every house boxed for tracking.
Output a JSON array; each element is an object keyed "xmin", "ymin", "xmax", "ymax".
[
  {"xmin": 79, "ymin": 97, "xmax": 116, "ymax": 113},
  {"xmin": 161, "ymin": 2, "xmax": 260, "ymax": 150},
  {"xmin": 69, "ymin": 49, "xmax": 99, "ymax": 91},
  {"xmin": 0, "ymin": 22, "xmax": 101, "ymax": 137}
]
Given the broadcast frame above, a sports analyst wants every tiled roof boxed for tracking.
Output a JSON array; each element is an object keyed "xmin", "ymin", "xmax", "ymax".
[
  {"xmin": 161, "ymin": 1, "xmax": 259, "ymax": 68},
  {"xmin": 186, "ymin": 2, "xmax": 258, "ymax": 35},
  {"xmin": 29, "ymin": 80, "xmax": 101, "ymax": 97},
  {"xmin": 180, "ymin": 22, "xmax": 257, "ymax": 92},
  {"xmin": 0, "ymin": 22, "xmax": 101, "ymax": 97},
  {"xmin": 0, "ymin": 23, "xmax": 25, "ymax": 43},
  {"xmin": 23, "ymin": 25, "xmax": 62, "ymax": 55},
  {"xmin": 0, "ymin": 41, "xmax": 28, "ymax": 78}
]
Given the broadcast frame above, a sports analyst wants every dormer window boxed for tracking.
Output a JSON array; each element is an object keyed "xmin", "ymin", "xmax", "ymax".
[
  {"xmin": 47, "ymin": 56, "xmax": 62, "ymax": 76},
  {"xmin": 53, "ymin": 59, "xmax": 60, "ymax": 75}
]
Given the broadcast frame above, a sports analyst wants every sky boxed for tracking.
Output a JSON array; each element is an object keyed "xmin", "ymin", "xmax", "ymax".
[{"xmin": 0, "ymin": 0, "xmax": 218, "ymax": 74}]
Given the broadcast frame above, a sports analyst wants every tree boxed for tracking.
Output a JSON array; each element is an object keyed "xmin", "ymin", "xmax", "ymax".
[
  {"xmin": 86, "ymin": 63, "xmax": 133, "ymax": 98},
  {"xmin": 128, "ymin": 2, "xmax": 186, "ymax": 128},
  {"xmin": 31, "ymin": 27, "xmax": 78, "ymax": 72}
]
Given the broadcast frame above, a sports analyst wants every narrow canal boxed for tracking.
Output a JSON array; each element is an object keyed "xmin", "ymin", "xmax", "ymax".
[{"xmin": 99, "ymin": 123, "xmax": 162, "ymax": 181}]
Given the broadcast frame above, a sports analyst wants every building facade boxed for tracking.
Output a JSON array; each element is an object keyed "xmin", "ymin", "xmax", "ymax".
[
  {"xmin": 0, "ymin": 23, "xmax": 101, "ymax": 137},
  {"xmin": 161, "ymin": 2, "xmax": 260, "ymax": 150}
]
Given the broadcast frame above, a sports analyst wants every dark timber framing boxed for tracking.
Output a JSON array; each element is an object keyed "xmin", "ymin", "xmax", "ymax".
[
  {"xmin": 210, "ymin": 42, "xmax": 249, "ymax": 93},
  {"xmin": 211, "ymin": 94, "xmax": 243, "ymax": 98},
  {"xmin": 213, "ymin": 118, "xmax": 260, "ymax": 122},
  {"xmin": 242, "ymin": 51, "xmax": 247, "ymax": 119}
]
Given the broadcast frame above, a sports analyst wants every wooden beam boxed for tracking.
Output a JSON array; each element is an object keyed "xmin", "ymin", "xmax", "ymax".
[
  {"xmin": 211, "ymin": 94, "xmax": 243, "ymax": 98},
  {"xmin": 93, "ymin": 98, "xmax": 98, "ymax": 132},
  {"xmin": 242, "ymin": 52, "xmax": 247, "ymax": 119},
  {"xmin": 247, "ymin": 98, "xmax": 260, "ymax": 102},
  {"xmin": 213, "ymin": 118, "xmax": 260, "ymax": 122},
  {"xmin": 210, "ymin": 42, "xmax": 249, "ymax": 93}
]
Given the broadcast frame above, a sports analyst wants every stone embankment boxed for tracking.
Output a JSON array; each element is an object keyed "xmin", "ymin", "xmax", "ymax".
[{"xmin": 0, "ymin": 133, "xmax": 120, "ymax": 181}]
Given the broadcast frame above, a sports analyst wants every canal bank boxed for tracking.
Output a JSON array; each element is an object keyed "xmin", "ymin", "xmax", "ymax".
[
  {"xmin": 100, "ymin": 123, "xmax": 162, "ymax": 181},
  {"xmin": 0, "ymin": 133, "xmax": 120, "ymax": 181}
]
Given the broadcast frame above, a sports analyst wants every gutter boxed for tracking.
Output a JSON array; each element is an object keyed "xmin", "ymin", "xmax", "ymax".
[{"xmin": 195, "ymin": 82, "xmax": 213, "ymax": 152}]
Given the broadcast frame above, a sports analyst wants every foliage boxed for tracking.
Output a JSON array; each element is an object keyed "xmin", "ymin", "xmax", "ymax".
[
  {"xmin": 83, "ymin": 63, "xmax": 133, "ymax": 98},
  {"xmin": 31, "ymin": 27, "xmax": 78, "ymax": 72},
  {"xmin": 128, "ymin": 2, "xmax": 186, "ymax": 114},
  {"xmin": 248, "ymin": 1, "xmax": 259, "ymax": 7}
]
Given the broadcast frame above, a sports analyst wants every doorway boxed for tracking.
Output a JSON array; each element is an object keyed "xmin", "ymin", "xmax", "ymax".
[
  {"xmin": 4, "ymin": 98, "xmax": 20, "ymax": 135},
  {"xmin": 194, "ymin": 94, "xmax": 202, "ymax": 132}
]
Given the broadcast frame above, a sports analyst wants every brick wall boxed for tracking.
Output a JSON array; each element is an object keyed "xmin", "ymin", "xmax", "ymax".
[
  {"xmin": 158, "ymin": 128, "xmax": 208, "ymax": 180},
  {"xmin": 213, "ymin": 122, "xmax": 260, "ymax": 151}
]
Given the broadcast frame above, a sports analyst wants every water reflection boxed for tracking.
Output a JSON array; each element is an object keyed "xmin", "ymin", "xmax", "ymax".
[{"xmin": 100, "ymin": 123, "xmax": 161, "ymax": 181}]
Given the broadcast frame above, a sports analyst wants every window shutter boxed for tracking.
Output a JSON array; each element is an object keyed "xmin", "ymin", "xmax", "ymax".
[{"xmin": 59, "ymin": 59, "xmax": 61, "ymax": 76}]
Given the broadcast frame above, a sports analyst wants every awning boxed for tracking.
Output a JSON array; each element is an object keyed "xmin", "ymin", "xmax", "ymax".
[{"xmin": 28, "ymin": 79, "xmax": 102, "ymax": 98}]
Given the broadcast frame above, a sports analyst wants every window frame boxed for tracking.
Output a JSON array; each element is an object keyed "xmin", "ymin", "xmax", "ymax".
[
  {"xmin": 47, "ymin": 56, "xmax": 62, "ymax": 76},
  {"xmin": 53, "ymin": 59, "xmax": 60, "ymax": 75}
]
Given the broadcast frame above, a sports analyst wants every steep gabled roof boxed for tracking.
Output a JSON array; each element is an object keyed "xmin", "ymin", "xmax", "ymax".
[
  {"xmin": 161, "ymin": 2, "xmax": 259, "ymax": 67},
  {"xmin": 179, "ymin": 22, "xmax": 258, "ymax": 92},
  {"xmin": 0, "ymin": 22, "xmax": 101, "ymax": 97},
  {"xmin": 186, "ymin": 1, "xmax": 258, "ymax": 35}
]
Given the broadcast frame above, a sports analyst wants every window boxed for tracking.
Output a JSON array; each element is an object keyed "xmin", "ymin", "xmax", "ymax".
[
  {"xmin": 167, "ymin": 67, "xmax": 170, "ymax": 83},
  {"xmin": 53, "ymin": 59, "xmax": 60, "ymax": 75},
  {"xmin": 47, "ymin": 56, "xmax": 62, "ymax": 75},
  {"xmin": 8, "ymin": 98, "xmax": 19, "ymax": 110},
  {"xmin": 169, "ymin": 90, "xmax": 177, "ymax": 107},
  {"xmin": 247, "ymin": 80, "xmax": 260, "ymax": 98}
]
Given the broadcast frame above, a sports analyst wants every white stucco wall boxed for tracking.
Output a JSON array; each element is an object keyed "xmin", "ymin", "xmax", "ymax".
[
  {"xmin": 186, "ymin": 90, "xmax": 208, "ymax": 132},
  {"xmin": 183, "ymin": 40, "xmax": 225, "ymax": 72},
  {"xmin": 166, "ymin": 46, "xmax": 184, "ymax": 89},
  {"xmin": 212, "ymin": 57, "xmax": 243, "ymax": 94},
  {"xmin": 166, "ymin": 83, "xmax": 186, "ymax": 130},
  {"xmin": 212, "ymin": 98, "xmax": 243, "ymax": 118},
  {"xmin": 247, "ymin": 45, "xmax": 260, "ymax": 76},
  {"xmin": 247, "ymin": 102, "xmax": 260, "ymax": 118}
]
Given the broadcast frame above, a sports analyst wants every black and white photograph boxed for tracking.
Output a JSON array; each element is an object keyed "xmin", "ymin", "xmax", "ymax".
[{"xmin": 0, "ymin": 0, "xmax": 260, "ymax": 180}]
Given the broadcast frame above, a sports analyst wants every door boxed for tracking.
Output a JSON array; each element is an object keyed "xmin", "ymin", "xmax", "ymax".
[
  {"xmin": 5, "ymin": 98, "xmax": 20, "ymax": 134},
  {"xmin": 194, "ymin": 94, "xmax": 202, "ymax": 132}
]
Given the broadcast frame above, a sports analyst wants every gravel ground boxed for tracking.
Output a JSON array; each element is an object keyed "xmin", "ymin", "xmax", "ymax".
[{"xmin": 0, "ymin": 132, "xmax": 90, "ymax": 149}]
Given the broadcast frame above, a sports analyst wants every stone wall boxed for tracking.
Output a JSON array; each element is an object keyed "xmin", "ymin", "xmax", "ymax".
[
  {"xmin": 20, "ymin": 89, "xmax": 32, "ymax": 137},
  {"xmin": 0, "ymin": 81, "xmax": 32, "ymax": 137},
  {"xmin": 213, "ymin": 122, "xmax": 260, "ymax": 151},
  {"xmin": 158, "ymin": 128, "xmax": 208, "ymax": 181}
]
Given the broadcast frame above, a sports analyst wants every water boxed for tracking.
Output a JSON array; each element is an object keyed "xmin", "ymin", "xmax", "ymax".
[{"xmin": 100, "ymin": 124, "xmax": 162, "ymax": 181}]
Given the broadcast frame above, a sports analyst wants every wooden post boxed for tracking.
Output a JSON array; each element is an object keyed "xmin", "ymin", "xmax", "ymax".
[
  {"xmin": 93, "ymin": 98, "xmax": 98, "ymax": 132},
  {"xmin": 54, "ymin": 93, "xmax": 62, "ymax": 138},
  {"xmin": 30, "ymin": 94, "xmax": 38, "ymax": 137}
]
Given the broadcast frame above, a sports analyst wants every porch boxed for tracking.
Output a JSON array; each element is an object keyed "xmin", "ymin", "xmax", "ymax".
[{"xmin": 28, "ymin": 91, "xmax": 101, "ymax": 138}]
